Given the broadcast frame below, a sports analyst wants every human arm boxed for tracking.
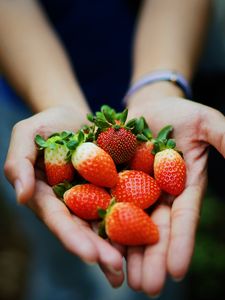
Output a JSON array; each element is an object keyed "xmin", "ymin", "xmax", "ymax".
[{"xmin": 125, "ymin": 0, "xmax": 219, "ymax": 296}]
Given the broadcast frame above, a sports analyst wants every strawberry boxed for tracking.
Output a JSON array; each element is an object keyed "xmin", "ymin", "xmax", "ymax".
[
  {"xmin": 101, "ymin": 202, "xmax": 159, "ymax": 246},
  {"xmin": 111, "ymin": 170, "xmax": 161, "ymax": 209},
  {"xmin": 97, "ymin": 127, "xmax": 137, "ymax": 164},
  {"xmin": 71, "ymin": 142, "xmax": 118, "ymax": 188},
  {"xmin": 87, "ymin": 105, "xmax": 152, "ymax": 164},
  {"xmin": 129, "ymin": 141, "xmax": 154, "ymax": 174},
  {"xmin": 64, "ymin": 184, "xmax": 111, "ymax": 220},
  {"xmin": 154, "ymin": 148, "xmax": 186, "ymax": 196},
  {"xmin": 35, "ymin": 132, "xmax": 75, "ymax": 186},
  {"xmin": 152, "ymin": 125, "xmax": 186, "ymax": 196}
]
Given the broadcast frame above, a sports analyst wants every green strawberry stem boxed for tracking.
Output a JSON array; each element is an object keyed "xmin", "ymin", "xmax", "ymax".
[
  {"xmin": 98, "ymin": 198, "xmax": 116, "ymax": 239},
  {"xmin": 88, "ymin": 105, "xmax": 154, "ymax": 142},
  {"xmin": 53, "ymin": 181, "xmax": 74, "ymax": 199},
  {"xmin": 151, "ymin": 125, "xmax": 183, "ymax": 155}
]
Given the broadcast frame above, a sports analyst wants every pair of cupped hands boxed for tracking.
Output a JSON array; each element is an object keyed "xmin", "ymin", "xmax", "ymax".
[{"xmin": 4, "ymin": 83, "xmax": 225, "ymax": 297}]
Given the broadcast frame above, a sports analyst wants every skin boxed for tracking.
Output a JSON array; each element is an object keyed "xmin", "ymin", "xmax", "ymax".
[{"xmin": 2, "ymin": 0, "xmax": 223, "ymax": 297}]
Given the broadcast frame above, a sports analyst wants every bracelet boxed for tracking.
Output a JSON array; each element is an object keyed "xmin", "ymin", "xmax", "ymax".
[{"xmin": 124, "ymin": 70, "xmax": 192, "ymax": 102}]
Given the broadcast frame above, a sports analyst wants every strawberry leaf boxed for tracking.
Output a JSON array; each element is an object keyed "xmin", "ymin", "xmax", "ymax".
[
  {"xmin": 61, "ymin": 131, "xmax": 74, "ymax": 140},
  {"xmin": 143, "ymin": 117, "xmax": 150, "ymax": 129},
  {"xmin": 87, "ymin": 113, "xmax": 94, "ymax": 122},
  {"xmin": 118, "ymin": 108, "xmax": 128, "ymax": 124},
  {"xmin": 102, "ymin": 108, "xmax": 115, "ymax": 124},
  {"xmin": 53, "ymin": 181, "xmax": 73, "ymax": 198},
  {"xmin": 101, "ymin": 105, "xmax": 116, "ymax": 118},
  {"xmin": 137, "ymin": 133, "xmax": 148, "ymax": 142},
  {"xmin": 98, "ymin": 208, "xmax": 107, "ymax": 219},
  {"xmin": 135, "ymin": 117, "xmax": 145, "ymax": 133},
  {"xmin": 166, "ymin": 139, "xmax": 176, "ymax": 149},
  {"xmin": 98, "ymin": 220, "xmax": 107, "ymax": 239},
  {"xmin": 96, "ymin": 111, "xmax": 105, "ymax": 119},
  {"xmin": 55, "ymin": 140, "xmax": 65, "ymax": 145},
  {"xmin": 157, "ymin": 125, "xmax": 173, "ymax": 141},
  {"xmin": 77, "ymin": 130, "xmax": 85, "ymax": 144},
  {"xmin": 95, "ymin": 117, "xmax": 110, "ymax": 129},
  {"xmin": 35, "ymin": 135, "xmax": 47, "ymax": 149},
  {"xmin": 49, "ymin": 132, "xmax": 60, "ymax": 138},
  {"xmin": 67, "ymin": 140, "xmax": 79, "ymax": 150},
  {"xmin": 152, "ymin": 140, "xmax": 160, "ymax": 154},
  {"xmin": 143, "ymin": 128, "xmax": 153, "ymax": 140},
  {"xmin": 126, "ymin": 118, "xmax": 137, "ymax": 129}
]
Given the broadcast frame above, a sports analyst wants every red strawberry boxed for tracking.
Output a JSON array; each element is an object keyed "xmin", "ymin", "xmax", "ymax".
[
  {"xmin": 35, "ymin": 133, "xmax": 75, "ymax": 186},
  {"xmin": 64, "ymin": 184, "xmax": 111, "ymax": 220},
  {"xmin": 87, "ymin": 105, "xmax": 143, "ymax": 164},
  {"xmin": 154, "ymin": 148, "xmax": 186, "ymax": 196},
  {"xmin": 97, "ymin": 127, "xmax": 137, "ymax": 164},
  {"xmin": 103, "ymin": 202, "xmax": 159, "ymax": 246},
  {"xmin": 111, "ymin": 170, "xmax": 161, "ymax": 209},
  {"xmin": 71, "ymin": 142, "xmax": 118, "ymax": 188},
  {"xmin": 129, "ymin": 141, "xmax": 154, "ymax": 174}
]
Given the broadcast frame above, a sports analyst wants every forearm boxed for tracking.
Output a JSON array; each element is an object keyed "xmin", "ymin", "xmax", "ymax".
[
  {"xmin": 0, "ymin": 0, "xmax": 90, "ymax": 114},
  {"xmin": 132, "ymin": 0, "xmax": 211, "ymax": 83}
]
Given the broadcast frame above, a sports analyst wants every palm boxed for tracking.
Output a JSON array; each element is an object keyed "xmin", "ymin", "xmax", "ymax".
[
  {"xmin": 26, "ymin": 165, "xmax": 125, "ymax": 287},
  {"xmin": 126, "ymin": 96, "xmax": 225, "ymax": 295}
]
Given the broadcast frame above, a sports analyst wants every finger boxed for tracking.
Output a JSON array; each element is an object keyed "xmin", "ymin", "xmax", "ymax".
[
  {"xmin": 202, "ymin": 108, "xmax": 225, "ymax": 157},
  {"xmin": 168, "ymin": 184, "xmax": 203, "ymax": 280},
  {"xmin": 4, "ymin": 121, "xmax": 37, "ymax": 204},
  {"xmin": 126, "ymin": 246, "xmax": 144, "ymax": 291},
  {"xmin": 141, "ymin": 204, "xmax": 170, "ymax": 297},
  {"xmin": 82, "ymin": 228, "xmax": 124, "ymax": 273},
  {"xmin": 28, "ymin": 180, "xmax": 98, "ymax": 264},
  {"xmin": 82, "ymin": 224, "xmax": 125, "ymax": 287},
  {"xmin": 99, "ymin": 263, "xmax": 125, "ymax": 288}
]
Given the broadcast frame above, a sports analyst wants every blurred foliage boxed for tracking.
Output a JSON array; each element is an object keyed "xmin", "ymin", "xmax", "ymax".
[
  {"xmin": 0, "ymin": 197, "xmax": 29, "ymax": 300},
  {"xmin": 189, "ymin": 188, "xmax": 225, "ymax": 299}
]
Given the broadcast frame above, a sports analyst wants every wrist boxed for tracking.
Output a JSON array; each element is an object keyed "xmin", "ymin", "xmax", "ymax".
[
  {"xmin": 125, "ymin": 70, "xmax": 192, "ymax": 107},
  {"xmin": 126, "ymin": 81, "xmax": 185, "ymax": 108}
]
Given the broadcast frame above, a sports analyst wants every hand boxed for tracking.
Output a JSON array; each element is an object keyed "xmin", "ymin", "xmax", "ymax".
[
  {"xmin": 125, "ymin": 82, "xmax": 225, "ymax": 296},
  {"xmin": 4, "ymin": 105, "xmax": 124, "ymax": 287}
]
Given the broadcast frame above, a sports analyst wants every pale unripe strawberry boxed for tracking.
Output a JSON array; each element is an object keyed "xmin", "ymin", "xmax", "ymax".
[
  {"xmin": 72, "ymin": 142, "xmax": 118, "ymax": 188},
  {"xmin": 35, "ymin": 133, "xmax": 75, "ymax": 186}
]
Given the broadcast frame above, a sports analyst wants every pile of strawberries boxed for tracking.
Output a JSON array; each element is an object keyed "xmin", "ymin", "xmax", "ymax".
[{"xmin": 35, "ymin": 105, "xmax": 186, "ymax": 246}]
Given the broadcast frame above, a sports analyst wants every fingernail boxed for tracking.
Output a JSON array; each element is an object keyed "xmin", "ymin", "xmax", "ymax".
[
  {"xmin": 14, "ymin": 179, "xmax": 23, "ymax": 203},
  {"xmin": 172, "ymin": 276, "xmax": 184, "ymax": 282},
  {"xmin": 150, "ymin": 294, "xmax": 161, "ymax": 299},
  {"xmin": 83, "ymin": 259, "xmax": 96, "ymax": 266},
  {"xmin": 106, "ymin": 265, "xmax": 122, "ymax": 277}
]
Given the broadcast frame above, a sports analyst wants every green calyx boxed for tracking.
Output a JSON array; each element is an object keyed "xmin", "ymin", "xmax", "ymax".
[
  {"xmin": 130, "ymin": 116, "xmax": 153, "ymax": 141},
  {"xmin": 151, "ymin": 125, "xmax": 178, "ymax": 154},
  {"xmin": 35, "ymin": 128, "xmax": 91, "ymax": 161},
  {"xmin": 87, "ymin": 105, "xmax": 129, "ymax": 130},
  {"xmin": 87, "ymin": 105, "xmax": 153, "ymax": 139},
  {"xmin": 53, "ymin": 181, "xmax": 74, "ymax": 199},
  {"xmin": 98, "ymin": 198, "xmax": 116, "ymax": 239},
  {"xmin": 35, "ymin": 131, "xmax": 75, "ymax": 150}
]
